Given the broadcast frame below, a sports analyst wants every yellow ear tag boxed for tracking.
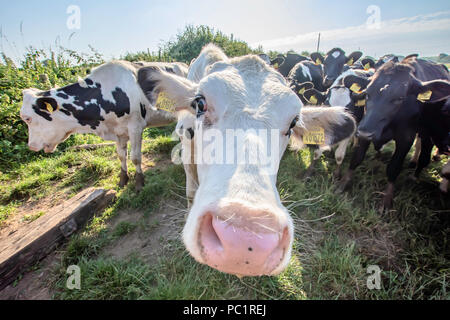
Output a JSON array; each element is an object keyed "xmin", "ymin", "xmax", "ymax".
[
  {"xmin": 44, "ymin": 102, "xmax": 54, "ymax": 113},
  {"xmin": 347, "ymin": 57, "xmax": 354, "ymax": 66},
  {"xmin": 349, "ymin": 83, "xmax": 362, "ymax": 93},
  {"xmin": 299, "ymin": 87, "xmax": 306, "ymax": 95},
  {"xmin": 273, "ymin": 63, "xmax": 279, "ymax": 69},
  {"xmin": 303, "ymin": 126, "xmax": 325, "ymax": 145},
  {"xmin": 309, "ymin": 95, "xmax": 318, "ymax": 105},
  {"xmin": 315, "ymin": 58, "xmax": 321, "ymax": 65},
  {"xmin": 417, "ymin": 90, "xmax": 432, "ymax": 103},
  {"xmin": 364, "ymin": 63, "xmax": 370, "ymax": 70},
  {"xmin": 355, "ymin": 99, "xmax": 366, "ymax": 107}
]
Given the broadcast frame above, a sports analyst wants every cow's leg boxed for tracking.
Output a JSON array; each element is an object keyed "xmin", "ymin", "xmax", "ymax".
[
  {"xmin": 183, "ymin": 139, "xmax": 198, "ymax": 207},
  {"xmin": 116, "ymin": 137, "xmax": 129, "ymax": 188},
  {"xmin": 414, "ymin": 134, "xmax": 433, "ymax": 178},
  {"xmin": 381, "ymin": 134, "xmax": 415, "ymax": 213},
  {"xmin": 439, "ymin": 159, "xmax": 450, "ymax": 193},
  {"xmin": 432, "ymin": 148, "xmax": 441, "ymax": 162},
  {"xmin": 129, "ymin": 127, "xmax": 145, "ymax": 192},
  {"xmin": 339, "ymin": 138, "xmax": 370, "ymax": 191},
  {"xmin": 409, "ymin": 134, "xmax": 421, "ymax": 168},
  {"xmin": 333, "ymin": 138, "xmax": 350, "ymax": 179},
  {"xmin": 303, "ymin": 147, "xmax": 319, "ymax": 178}
]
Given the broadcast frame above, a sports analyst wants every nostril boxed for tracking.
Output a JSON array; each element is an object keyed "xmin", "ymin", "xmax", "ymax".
[{"xmin": 199, "ymin": 213, "xmax": 224, "ymax": 255}]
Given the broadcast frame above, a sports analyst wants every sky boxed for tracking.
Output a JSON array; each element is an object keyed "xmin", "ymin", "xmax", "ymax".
[{"xmin": 1, "ymin": 0, "xmax": 450, "ymax": 62}]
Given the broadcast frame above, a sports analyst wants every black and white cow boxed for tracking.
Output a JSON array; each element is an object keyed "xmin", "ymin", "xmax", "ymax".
[
  {"xmin": 136, "ymin": 44, "xmax": 356, "ymax": 277},
  {"xmin": 270, "ymin": 53, "xmax": 310, "ymax": 77},
  {"xmin": 374, "ymin": 54, "xmax": 400, "ymax": 70},
  {"xmin": 21, "ymin": 61, "xmax": 178, "ymax": 191},
  {"xmin": 287, "ymin": 60, "xmax": 325, "ymax": 96},
  {"xmin": 311, "ymin": 48, "xmax": 363, "ymax": 89},
  {"xmin": 340, "ymin": 55, "xmax": 450, "ymax": 211},
  {"xmin": 292, "ymin": 69, "xmax": 373, "ymax": 177}
]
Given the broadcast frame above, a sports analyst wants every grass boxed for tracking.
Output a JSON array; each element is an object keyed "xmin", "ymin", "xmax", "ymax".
[
  {"xmin": 0, "ymin": 121, "xmax": 448, "ymax": 299},
  {"xmin": 17, "ymin": 136, "xmax": 441, "ymax": 300}
]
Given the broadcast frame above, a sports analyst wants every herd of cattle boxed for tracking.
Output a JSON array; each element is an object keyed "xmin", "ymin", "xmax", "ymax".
[{"xmin": 19, "ymin": 44, "xmax": 449, "ymax": 277}]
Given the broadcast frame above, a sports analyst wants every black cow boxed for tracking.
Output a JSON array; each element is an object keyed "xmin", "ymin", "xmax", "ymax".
[
  {"xmin": 270, "ymin": 53, "xmax": 310, "ymax": 77},
  {"xmin": 340, "ymin": 55, "xmax": 450, "ymax": 211},
  {"xmin": 311, "ymin": 48, "xmax": 363, "ymax": 89}
]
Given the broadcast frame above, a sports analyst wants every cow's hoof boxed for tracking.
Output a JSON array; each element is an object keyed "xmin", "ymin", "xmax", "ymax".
[
  {"xmin": 333, "ymin": 167, "xmax": 341, "ymax": 180},
  {"xmin": 408, "ymin": 161, "xmax": 417, "ymax": 169},
  {"xmin": 135, "ymin": 173, "xmax": 145, "ymax": 192},
  {"xmin": 407, "ymin": 174, "xmax": 418, "ymax": 183},
  {"xmin": 379, "ymin": 195, "xmax": 393, "ymax": 214},
  {"xmin": 432, "ymin": 154, "xmax": 441, "ymax": 162},
  {"xmin": 118, "ymin": 169, "xmax": 129, "ymax": 188}
]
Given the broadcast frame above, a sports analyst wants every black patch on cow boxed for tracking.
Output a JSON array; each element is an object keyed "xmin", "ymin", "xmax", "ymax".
[
  {"xmin": 85, "ymin": 78, "xmax": 94, "ymax": 85},
  {"xmin": 165, "ymin": 66, "xmax": 175, "ymax": 74},
  {"xmin": 140, "ymin": 103, "xmax": 146, "ymax": 119},
  {"xmin": 36, "ymin": 91, "xmax": 51, "ymax": 97},
  {"xmin": 59, "ymin": 108, "xmax": 71, "ymax": 116},
  {"xmin": 329, "ymin": 116, "xmax": 356, "ymax": 145},
  {"xmin": 56, "ymin": 80, "xmax": 130, "ymax": 129},
  {"xmin": 62, "ymin": 103, "xmax": 104, "ymax": 129},
  {"xmin": 137, "ymin": 66, "xmax": 160, "ymax": 104},
  {"xmin": 57, "ymin": 92, "xmax": 69, "ymax": 99}
]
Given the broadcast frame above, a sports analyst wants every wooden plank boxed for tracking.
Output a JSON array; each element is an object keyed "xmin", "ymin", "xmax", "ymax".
[{"xmin": 0, "ymin": 188, "xmax": 116, "ymax": 290}]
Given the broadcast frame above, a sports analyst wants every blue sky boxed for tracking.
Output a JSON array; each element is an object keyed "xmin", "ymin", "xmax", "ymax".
[{"xmin": 1, "ymin": 0, "xmax": 449, "ymax": 62}]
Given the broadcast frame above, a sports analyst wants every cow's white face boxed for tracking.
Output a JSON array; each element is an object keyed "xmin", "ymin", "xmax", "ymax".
[
  {"xmin": 20, "ymin": 89, "xmax": 72, "ymax": 153},
  {"xmin": 143, "ymin": 56, "xmax": 300, "ymax": 276},
  {"xmin": 329, "ymin": 87, "xmax": 351, "ymax": 107},
  {"xmin": 184, "ymin": 57, "xmax": 300, "ymax": 276},
  {"xmin": 138, "ymin": 48, "xmax": 355, "ymax": 277}
]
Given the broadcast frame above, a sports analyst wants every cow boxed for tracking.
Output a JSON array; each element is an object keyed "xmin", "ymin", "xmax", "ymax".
[
  {"xmin": 270, "ymin": 53, "xmax": 310, "ymax": 77},
  {"xmin": 339, "ymin": 55, "xmax": 450, "ymax": 212},
  {"xmin": 20, "ymin": 60, "xmax": 177, "ymax": 191},
  {"xmin": 136, "ymin": 44, "xmax": 356, "ymax": 277},
  {"xmin": 287, "ymin": 60, "xmax": 325, "ymax": 94},
  {"xmin": 133, "ymin": 61, "xmax": 189, "ymax": 77},
  {"xmin": 258, "ymin": 53, "xmax": 271, "ymax": 65},
  {"xmin": 292, "ymin": 69, "xmax": 372, "ymax": 177},
  {"xmin": 374, "ymin": 54, "xmax": 400, "ymax": 70},
  {"xmin": 311, "ymin": 48, "xmax": 363, "ymax": 89}
]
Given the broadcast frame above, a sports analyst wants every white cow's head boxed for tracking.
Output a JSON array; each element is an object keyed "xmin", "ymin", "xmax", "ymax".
[
  {"xmin": 20, "ymin": 89, "xmax": 72, "ymax": 153},
  {"xmin": 138, "ymin": 46, "xmax": 354, "ymax": 277}
]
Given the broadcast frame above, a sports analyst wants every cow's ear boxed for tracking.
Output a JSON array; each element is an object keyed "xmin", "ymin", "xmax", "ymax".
[
  {"xmin": 343, "ymin": 74, "xmax": 370, "ymax": 93},
  {"xmin": 361, "ymin": 58, "xmax": 375, "ymax": 70},
  {"xmin": 412, "ymin": 79, "xmax": 450, "ymax": 103},
  {"xmin": 36, "ymin": 97, "xmax": 59, "ymax": 113},
  {"xmin": 346, "ymin": 51, "xmax": 363, "ymax": 66},
  {"xmin": 303, "ymin": 88, "xmax": 326, "ymax": 105},
  {"xmin": 310, "ymin": 52, "xmax": 324, "ymax": 65},
  {"xmin": 295, "ymin": 82, "xmax": 314, "ymax": 95},
  {"xmin": 138, "ymin": 66, "xmax": 197, "ymax": 111},
  {"xmin": 290, "ymin": 106, "xmax": 356, "ymax": 150},
  {"xmin": 270, "ymin": 57, "xmax": 284, "ymax": 68}
]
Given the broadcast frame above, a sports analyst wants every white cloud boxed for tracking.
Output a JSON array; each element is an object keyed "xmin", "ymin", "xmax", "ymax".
[{"xmin": 252, "ymin": 11, "xmax": 450, "ymax": 57}]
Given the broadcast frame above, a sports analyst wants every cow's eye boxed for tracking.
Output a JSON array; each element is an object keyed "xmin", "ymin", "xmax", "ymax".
[
  {"xmin": 22, "ymin": 116, "xmax": 32, "ymax": 124},
  {"xmin": 285, "ymin": 115, "xmax": 299, "ymax": 137},
  {"xmin": 191, "ymin": 95, "xmax": 207, "ymax": 118}
]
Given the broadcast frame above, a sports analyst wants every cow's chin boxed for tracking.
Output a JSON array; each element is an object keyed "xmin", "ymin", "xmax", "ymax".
[{"xmin": 43, "ymin": 144, "xmax": 57, "ymax": 153}]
